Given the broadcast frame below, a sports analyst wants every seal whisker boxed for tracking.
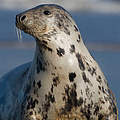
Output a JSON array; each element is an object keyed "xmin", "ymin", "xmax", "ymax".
[{"xmin": 16, "ymin": 27, "xmax": 23, "ymax": 42}]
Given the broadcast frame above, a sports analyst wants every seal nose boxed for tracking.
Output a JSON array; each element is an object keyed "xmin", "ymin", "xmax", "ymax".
[
  {"xmin": 16, "ymin": 14, "xmax": 27, "ymax": 23},
  {"xmin": 20, "ymin": 15, "xmax": 26, "ymax": 22},
  {"xmin": 16, "ymin": 15, "xmax": 19, "ymax": 23}
]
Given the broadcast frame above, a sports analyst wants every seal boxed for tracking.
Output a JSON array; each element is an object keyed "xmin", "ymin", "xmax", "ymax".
[{"xmin": 0, "ymin": 4, "xmax": 118, "ymax": 120}]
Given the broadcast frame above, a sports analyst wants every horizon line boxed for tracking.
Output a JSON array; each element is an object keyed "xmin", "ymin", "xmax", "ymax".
[{"xmin": 0, "ymin": 41, "xmax": 120, "ymax": 52}]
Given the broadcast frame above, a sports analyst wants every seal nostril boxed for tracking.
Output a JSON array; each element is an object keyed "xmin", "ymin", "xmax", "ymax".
[
  {"xmin": 16, "ymin": 15, "xmax": 19, "ymax": 23},
  {"xmin": 20, "ymin": 15, "xmax": 26, "ymax": 22}
]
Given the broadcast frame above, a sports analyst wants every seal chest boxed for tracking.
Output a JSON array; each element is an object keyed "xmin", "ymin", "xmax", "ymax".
[{"xmin": 13, "ymin": 4, "xmax": 118, "ymax": 120}]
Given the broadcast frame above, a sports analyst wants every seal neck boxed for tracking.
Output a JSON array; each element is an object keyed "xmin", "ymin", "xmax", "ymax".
[
  {"xmin": 31, "ymin": 34, "xmax": 93, "ymax": 76},
  {"xmin": 33, "ymin": 40, "xmax": 72, "ymax": 73}
]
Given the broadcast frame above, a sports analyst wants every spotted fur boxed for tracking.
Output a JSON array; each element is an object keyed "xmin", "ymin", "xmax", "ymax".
[{"xmin": 0, "ymin": 4, "xmax": 117, "ymax": 120}]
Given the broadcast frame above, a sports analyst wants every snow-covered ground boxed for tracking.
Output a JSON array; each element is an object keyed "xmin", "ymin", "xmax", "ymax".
[{"xmin": 1, "ymin": 0, "xmax": 120, "ymax": 13}]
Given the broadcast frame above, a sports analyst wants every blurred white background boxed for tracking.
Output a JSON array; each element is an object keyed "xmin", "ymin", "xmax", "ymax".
[{"xmin": 1, "ymin": 0, "xmax": 120, "ymax": 13}]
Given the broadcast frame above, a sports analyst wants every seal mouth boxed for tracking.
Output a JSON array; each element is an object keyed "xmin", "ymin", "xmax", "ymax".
[{"xmin": 16, "ymin": 23, "xmax": 30, "ymax": 34}]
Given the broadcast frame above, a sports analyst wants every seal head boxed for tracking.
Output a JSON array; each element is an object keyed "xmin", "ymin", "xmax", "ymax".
[{"xmin": 16, "ymin": 4, "xmax": 74, "ymax": 40}]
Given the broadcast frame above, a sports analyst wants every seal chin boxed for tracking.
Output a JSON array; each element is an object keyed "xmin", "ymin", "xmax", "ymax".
[
  {"xmin": 16, "ymin": 23, "xmax": 25, "ymax": 31},
  {"xmin": 16, "ymin": 22, "xmax": 34, "ymax": 37}
]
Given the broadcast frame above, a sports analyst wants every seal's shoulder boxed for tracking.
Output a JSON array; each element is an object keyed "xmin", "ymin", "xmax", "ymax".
[
  {"xmin": 0, "ymin": 62, "xmax": 31, "ymax": 82},
  {"xmin": 0, "ymin": 62, "xmax": 31, "ymax": 100},
  {"xmin": 0, "ymin": 62, "xmax": 31, "ymax": 119}
]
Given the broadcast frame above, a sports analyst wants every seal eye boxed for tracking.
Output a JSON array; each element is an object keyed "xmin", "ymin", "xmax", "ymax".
[{"xmin": 44, "ymin": 10, "xmax": 51, "ymax": 15}]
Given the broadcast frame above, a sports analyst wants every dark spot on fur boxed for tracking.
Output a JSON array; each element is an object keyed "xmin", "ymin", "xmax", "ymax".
[
  {"xmin": 88, "ymin": 66, "xmax": 96, "ymax": 76},
  {"xmin": 94, "ymin": 105, "xmax": 99, "ymax": 115},
  {"xmin": 98, "ymin": 75, "xmax": 101, "ymax": 79},
  {"xmin": 77, "ymin": 39, "xmax": 80, "ymax": 43},
  {"xmin": 77, "ymin": 34, "xmax": 81, "ymax": 42},
  {"xmin": 48, "ymin": 92, "xmax": 55, "ymax": 103},
  {"xmin": 43, "ymin": 97, "xmax": 50, "ymax": 111},
  {"xmin": 42, "ymin": 92, "xmax": 55, "ymax": 117},
  {"xmin": 42, "ymin": 92, "xmax": 55, "ymax": 119},
  {"xmin": 102, "ymin": 86, "xmax": 105, "ymax": 93},
  {"xmin": 36, "ymin": 57, "xmax": 45, "ymax": 73},
  {"xmin": 64, "ymin": 27, "xmax": 70, "ymax": 35},
  {"xmin": 29, "ymin": 111, "xmax": 33, "ymax": 115},
  {"xmin": 27, "ymin": 97, "xmax": 38, "ymax": 110},
  {"xmin": 80, "ymin": 104, "xmax": 91, "ymax": 120},
  {"xmin": 37, "ymin": 80, "xmax": 41, "ymax": 88},
  {"xmin": 55, "ymin": 13, "xmax": 71, "ymax": 35},
  {"xmin": 82, "ymin": 72, "xmax": 88, "ymax": 82},
  {"xmin": 33, "ymin": 87, "xmax": 38, "ymax": 95},
  {"xmin": 61, "ymin": 83, "xmax": 84, "ymax": 114},
  {"xmin": 57, "ymin": 48, "xmax": 65, "ymax": 57},
  {"xmin": 74, "ymin": 25, "xmax": 79, "ymax": 32},
  {"xmin": 63, "ymin": 83, "xmax": 78, "ymax": 112},
  {"xmin": 45, "ymin": 92, "xmax": 55, "ymax": 105},
  {"xmin": 48, "ymin": 28, "xmax": 57, "ymax": 37},
  {"xmin": 41, "ymin": 43, "xmax": 53, "ymax": 52},
  {"xmin": 77, "ymin": 97, "xmax": 84, "ymax": 106},
  {"xmin": 58, "ymin": 22, "xmax": 62, "ymax": 27},
  {"xmin": 69, "ymin": 72, "xmax": 76, "ymax": 82},
  {"xmin": 85, "ymin": 86, "xmax": 93, "ymax": 98},
  {"xmin": 76, "ymin": 53, "xmax": 85, "ymax": 71},
  {"xmin": 70, "ymin": 44, "xmax": 75, "ymax": 53},
  {"xmin": 53, "ymin": 76, "xmax": 60, "ymax": 87},
  {"xmin": 82, "ymin": 72, "xmax": 92, "ymax": 86},
  {"xmin": 98, "ymin": 114, "xmax": 104, "ymax": 120},
  {"xmin": 51, "ymin": 85, "xmax": 54, "ymax": 93},
  {"xmin": 42, "ymin": 40, "xmax": 48, "ymax": 45},
  {"xmin": 33, "ymin": 80, "xmax": 35, "ymax": 87},
  {"xmin": 56, "ymin": 22, "xmax": 62, "ymax": 29},
  {"xmin": 42, "ymin": 113, "xmax": 48, "ymax": 120},
  {"xmin": 78, "ymin": 34, "xmax": 81, "ymax": 39},
  {"xmin": 98, "ymin": 86, "xmax": 101, "ymax": 90},
  {"xmin": 51, "ymin": 73, "xmax": 55, "ymax": 76},
  {"xmin": 113, "ymin": 105, "xmax": 117, "ymax": 115},
  {"xmin": 92, "ymin": 67, "xmax": 96, "ymax": 75},
  {"xmin": 96, "ymin": 75, "xmax": 102, "ymax": 84},
  {"xmin": 51, "ymin": 77, "xmax": 60, "ymax": 94},
  {"xmin": 47, "ymin": 47, "xmax": 53, "ymax": 52}
]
